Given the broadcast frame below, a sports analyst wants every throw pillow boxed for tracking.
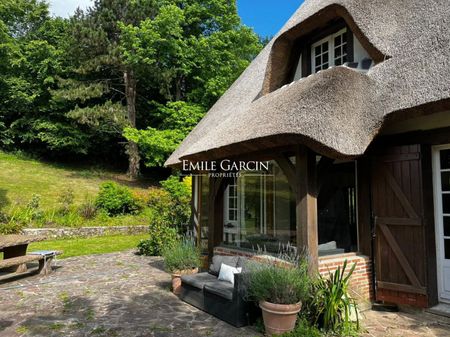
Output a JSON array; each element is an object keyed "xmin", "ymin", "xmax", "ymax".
[{"xmin": 218, "ymin": 263, "xmax": 242, "ymax": 285}]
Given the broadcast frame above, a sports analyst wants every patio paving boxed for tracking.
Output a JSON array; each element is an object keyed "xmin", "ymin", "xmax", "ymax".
[{"xmin": 0, "ymin": 250, "xmax": 449, "ymax": 337}]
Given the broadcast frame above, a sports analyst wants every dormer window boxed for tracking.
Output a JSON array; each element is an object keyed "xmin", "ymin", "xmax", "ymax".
[
  {"xmin": 312, "ymin": 28, "xmax": 347, "ymax": 73},
  {"xmin": 263, "ymin": 8, "xmax": 387, "ymax": 95},
  {"xmin": 292, "ymin": 22, "xmax": 373, "ymax": 82}
]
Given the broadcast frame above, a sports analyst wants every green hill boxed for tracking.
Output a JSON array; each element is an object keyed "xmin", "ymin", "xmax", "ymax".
[{"xmin": 0, "ymin": 151, "xmax": 155, "ymax": 231}]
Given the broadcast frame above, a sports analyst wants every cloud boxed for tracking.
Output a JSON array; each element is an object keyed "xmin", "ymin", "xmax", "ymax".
[{"xmin": 48, "ymin": 0, "xmax": 93, "ymax": 18}]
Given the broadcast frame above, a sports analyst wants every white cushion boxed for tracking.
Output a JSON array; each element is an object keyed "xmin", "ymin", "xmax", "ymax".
[{"xmin": 217, "ymin": 263, "xmax": 242, "ymax": 285}]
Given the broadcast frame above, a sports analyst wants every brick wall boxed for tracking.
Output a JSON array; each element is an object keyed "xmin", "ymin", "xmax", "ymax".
[
  {"xmin": 213, "ymin": 247, "xmax": 373, "ymax": 306},
  {"xmin": 319, "ymin": 253, "xmax": 373, "ymax": 305}
]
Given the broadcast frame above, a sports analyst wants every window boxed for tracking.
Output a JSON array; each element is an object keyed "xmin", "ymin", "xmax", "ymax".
[
  {"xmin": 222, "ymin": 162, "xmax": 296, "ymax": 253},
  {"xmin": 311, "ymin": 28, "xmax": 348, "ymax": 73}
]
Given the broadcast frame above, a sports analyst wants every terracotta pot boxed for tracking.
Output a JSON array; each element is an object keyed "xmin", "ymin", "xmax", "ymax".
[
  {"xmin": 171, "ymin": 268, "xmax": 198, "ymax": 295},
  {"xmin": 259, "ymin": 300, "xmax": 302, "ymax": 336}
]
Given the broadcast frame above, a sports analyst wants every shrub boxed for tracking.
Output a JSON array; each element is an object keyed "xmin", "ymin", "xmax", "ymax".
[
  {"xmin": 137, "ymin": 222, "xmax": 178, "ymax": 256},
  {"xmin": 78, "ymin": 198, "xmax": 97, "ymax": 219},
  {"xmin": 58, "ymin": 188, "xmax": 75, "ymax": 215},
  {"xmin": 95, "ymin": 181, "xmax": 139, "ymax": 216},
  {"xmin": 0, "ymin": 218, "xmax": 24, "ymax": 234},
  {"xmin": 306, "ymin": 260, "xmax": 360, "ymax": 335},
  {"xmin": 26, "ymin": 194, "xmax": 44, "ymax": 220},
  {"xmin": 244, "ymin": 253, "xmax": 310, "ymax": 305},
  {"xmin": 280, "ymin": 318, "xmax": 322, "ymax": 337},
  {"xmin": 160, "ymin": 175, "xmax": 191, "ymax": 227},
  {"xmin": 161, "ymin": 238, "xmax": 201, "ymax": 273}
]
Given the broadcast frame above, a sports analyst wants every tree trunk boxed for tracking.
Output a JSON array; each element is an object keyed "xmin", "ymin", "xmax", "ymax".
[{"xmin": 124, "ymin": 68, "xmax": 140, "ymax": 179}]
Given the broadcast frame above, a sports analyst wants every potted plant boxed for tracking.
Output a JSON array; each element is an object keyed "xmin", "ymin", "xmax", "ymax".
[
  {"xmin": 161, "ymin": 238, "xmax": 201, "ymax": 295},
  {"xmin": 244, "ymin": 254, "xmax": 310, "ymax": 336}
]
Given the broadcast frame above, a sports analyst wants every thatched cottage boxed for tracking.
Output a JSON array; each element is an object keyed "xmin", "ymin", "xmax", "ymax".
[{"xmin": 166, "ymin": 0, "xmax": 450, "ymax": 308}]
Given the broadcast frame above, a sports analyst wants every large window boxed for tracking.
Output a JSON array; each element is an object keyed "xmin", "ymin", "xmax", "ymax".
[
  {"xmin": 317, "ymin": 160, "xmax": 358, "ymax": 255},
  {"xmin": 222, "ymin": 162, "xmax": 296, "ymax": 253}
]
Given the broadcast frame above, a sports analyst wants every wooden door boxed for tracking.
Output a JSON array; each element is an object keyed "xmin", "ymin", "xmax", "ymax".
[{"xmin": 371, "ymin": 145, "xmax": 428, "ymax": 306}]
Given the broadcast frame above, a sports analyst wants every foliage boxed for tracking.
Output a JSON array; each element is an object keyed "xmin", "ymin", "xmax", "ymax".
[
  {"xmin": 0, "ymin": 0, "xmax": 262, "ymax": 170},
  {"xmin": 143, "ymin": 176, "xmax": 192, "ymax": 229},
  {"xmin": 161, "ymin": 238, "xmax": 201, "ymax": 273},
  {"xmin": 279, "ymin": 318, "xmax": 322, "ymax": 337},
  {"xmin": 95, "ymin": 181, "xmax": 140, "ymax": 216},
  {"xmin": 305, "ymin": 260, "xmax": 360, "ymax": 335},
  {"xmin": 161, "ymin": 175, "xmax": 192, "ymax": 226},
  {"xmin": 244, "ymin": 253, "xmax": 310, "ymax": 305},
  {"xmin": 123, "ymin": 102, "xmax": 205, "ymax": 167},
  {"xmin": 57, "ymin": 188, "xmax": 75, "ymax": 214},
  {"xmin": 137, "ymin": 222, "xmax": 179, "ymax": 256},
  {"xmin": 78, "ymin": 198, "xmax": 97, "ymax": 219}
]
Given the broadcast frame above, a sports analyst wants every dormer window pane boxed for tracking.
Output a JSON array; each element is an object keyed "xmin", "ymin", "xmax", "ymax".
[
  {"xmin": 334, "ymin": 30, "xmax": 347, "ymax": 66},
  {"xmin": 313, "ymin": 41, "xmax": 330, "ymax": 73}
]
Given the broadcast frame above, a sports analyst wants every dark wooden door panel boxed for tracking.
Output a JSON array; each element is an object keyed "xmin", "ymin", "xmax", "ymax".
[{"xmin": 371, "ymin": 145, "xmax": 427, "ymax": 298}]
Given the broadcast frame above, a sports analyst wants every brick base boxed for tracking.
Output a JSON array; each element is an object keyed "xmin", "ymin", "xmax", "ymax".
[
  {"xmin": 319, "ymin": 253, "xmax": 373, "ymax": 304},
  {"xmin": 213, "ymin": 247, "xmax": 373, "ymax": 305}
]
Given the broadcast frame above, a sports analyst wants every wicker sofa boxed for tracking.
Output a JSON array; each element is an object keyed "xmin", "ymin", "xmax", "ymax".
[{"xmin": 179, "ymin": 255, "xmax": 258, "ymax": 327}]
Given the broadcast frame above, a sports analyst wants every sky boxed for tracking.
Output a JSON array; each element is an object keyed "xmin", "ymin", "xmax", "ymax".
[{"xmin": 48, "ymin": 0, "xmax": 303, "ymax": 38}]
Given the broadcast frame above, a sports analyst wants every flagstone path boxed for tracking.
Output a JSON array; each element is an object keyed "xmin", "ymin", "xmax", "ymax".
[{"xmin": 0, "ymin": 250, "xmax": 450, "ymax": 337}]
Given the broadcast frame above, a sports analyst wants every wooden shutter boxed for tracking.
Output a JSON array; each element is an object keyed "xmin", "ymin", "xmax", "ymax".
[{"xmin": 371, "ymin": 145, "xmax": 428, "ymax": 305}]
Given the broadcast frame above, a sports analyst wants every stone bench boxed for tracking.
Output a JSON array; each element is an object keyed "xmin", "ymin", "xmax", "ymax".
[
  {"xmin": 0, "ymin": 255, "xmax": 43, "ymax": 273},
  {"xmin": 29, "ymin": 251, "xmax": 62, "ymax": 275},
  {"xmin": 0, "ymin": 251, "xmax": 61, "ymax": 275}
]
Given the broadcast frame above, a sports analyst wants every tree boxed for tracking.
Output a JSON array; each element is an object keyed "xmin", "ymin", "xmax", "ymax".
[
  {"xmin": 67, "ymin": 0, "xmax": 159, "ymax": 178},
  {"xmin": 120, "ymin": 0, "xmax": 262, "ymax": 166}
]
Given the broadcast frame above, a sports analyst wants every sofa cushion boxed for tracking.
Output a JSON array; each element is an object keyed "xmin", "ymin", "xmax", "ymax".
[
  {"xmin": 204, "ymin": 281, "xmax": 234, "ymax": 301},
  {"xmin": 181, "ymin": 272, "xmax": 217, "ymax": 290},
  {"xmin": 209, "ymin": 255, "xmax": 240, "ymax": 276}
]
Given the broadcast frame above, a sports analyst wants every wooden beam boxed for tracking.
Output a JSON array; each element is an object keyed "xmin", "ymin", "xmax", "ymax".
[
  {"xmin": 295, "ymin": 147, "xmax": 318, "ymax": 272},
  {"xmin": 207, "ymin": 177, "xmax": 216, "ymax": 258},
  {"xmin": 275, "ymin": 154, "xmax": 298, "ymax": 194}
]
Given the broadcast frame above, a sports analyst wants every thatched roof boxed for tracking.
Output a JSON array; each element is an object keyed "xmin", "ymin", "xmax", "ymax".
[{"xmin": 166, "ymin": 0, "xmax": 450, "ymax": 167}]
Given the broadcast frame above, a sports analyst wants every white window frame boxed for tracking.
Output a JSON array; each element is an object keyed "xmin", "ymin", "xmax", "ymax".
[{"xmin": 311, "ymin": 28, "xmax": 347, "ymax": 73}]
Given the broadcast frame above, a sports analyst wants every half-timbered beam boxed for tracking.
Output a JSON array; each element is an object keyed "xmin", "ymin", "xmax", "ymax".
[
  {"xmin": 275, "ymin": 154, "xmax": 297, "ymax": 194},
  {"xmin": 296, "ymin": 147, "xmax": 318, "ymax": 272}
]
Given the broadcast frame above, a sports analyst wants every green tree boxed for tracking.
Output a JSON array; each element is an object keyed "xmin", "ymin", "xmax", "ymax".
[
  {"xmin": 120, "ymin": 0, "xmax": 262, "ymax": 166},
  {"xmin": 67, "ymin": 0, "xmax": 160, "ymax": 178}
]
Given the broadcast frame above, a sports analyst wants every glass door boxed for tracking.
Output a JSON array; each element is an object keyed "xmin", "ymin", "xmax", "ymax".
[{"xmin": 433, "ymin": 145, "xmax": 450, "ymax": 302}]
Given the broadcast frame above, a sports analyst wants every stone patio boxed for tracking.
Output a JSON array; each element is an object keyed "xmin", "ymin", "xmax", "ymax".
[{"xmin": 0, "ymin": 250, "xmax": 449, "ymax": 337}]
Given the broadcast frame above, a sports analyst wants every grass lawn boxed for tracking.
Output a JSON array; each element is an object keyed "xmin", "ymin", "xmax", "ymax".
[
  {"xmin": 0, "ymin": 151, "xmax": 153, "ymax": 210},
  {"xmin": 26, "ymin": 234, "xmax": 148, "ymax": 259}
]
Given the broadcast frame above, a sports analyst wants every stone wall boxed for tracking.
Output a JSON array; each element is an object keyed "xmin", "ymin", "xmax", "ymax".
[
  {"xmin": 213, "ymin": 246, "xmax": 373, "ymax": 307},
  {"xmin": 22, "ymin": 225, "xmax": 148, "ymax": 239}
]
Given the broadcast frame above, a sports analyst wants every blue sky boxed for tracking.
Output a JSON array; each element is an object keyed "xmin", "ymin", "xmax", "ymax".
[
  {"xmin": 237, "ymin": 0, "xmax": 303, "ymax": 37},
  {"xmin": 48, "ymin": 0, "xmax": 303, "ymax": 37}
]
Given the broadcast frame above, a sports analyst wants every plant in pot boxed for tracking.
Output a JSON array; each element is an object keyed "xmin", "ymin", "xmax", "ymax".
[
  {"xmin": 244, "ymin": 253, "xmax": 310, "ymax": 336},
  {"xmin": 161, "ymin": 238, "xmax": 201, "ymax": 295}
]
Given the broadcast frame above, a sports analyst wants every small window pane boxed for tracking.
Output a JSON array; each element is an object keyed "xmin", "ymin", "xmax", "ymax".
[
  {"xmin": 442, "ymin": 172, "xmax": 450, "ymax": 191},
  {"xmin": 323, "ymin": 53, "xmax": 328, "ymax": 63},
  {"xmin": 228, "ymin": 210, "xmax": 235, "ymax": 221},
  {"xmin": 343, "ymin": 55, "xmax": 347, "ymax": 63},
  {"xmin": 323, "ymin": 42, "xmax": 328, "ymax": 52},
  {"xmin": 440, "ymin": 150, "xmax": 450, "ymax": 169},
  {"xmin": 335, "ymin": 47, "xmax": 341, "ymax": 57},
  {"xmin": 315, "ymin": 56, "xmax": 321, "ymax": 64},
  {"xmin": 334, "ymin": 35, "xmax": 341, "ymax": 45},
  {"xmin": 315, "ymin": 46, "xmax": 321, "ymax": 55},
  {"xmin": 443, "ymin": 194, "xmax": 450, "ymax": 214},
  {"xmin": 445, "ymin": 239, "xmax": 450, "ymax": 259},
  {"xmin": 343, "ymin": 33, "xmax": 347, "ymax": 43},
  {"xmin": 444, "ymin": 216, "xmax": 450, "ymax": 236}
]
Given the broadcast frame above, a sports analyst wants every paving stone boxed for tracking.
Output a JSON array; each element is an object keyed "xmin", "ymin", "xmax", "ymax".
[{"xmin": 2, "ymin": 250, "xmax": 450, "ymax": 336}]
